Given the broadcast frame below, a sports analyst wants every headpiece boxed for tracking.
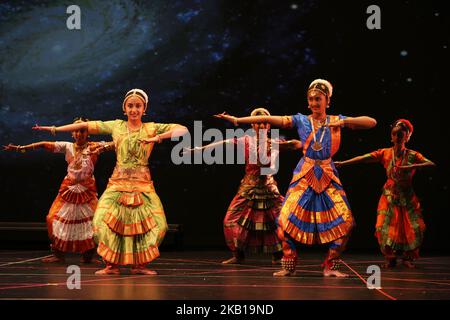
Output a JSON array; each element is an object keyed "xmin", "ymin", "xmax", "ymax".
[
  {"xmin": 307, "ymin": 79, "xmax": 333, "ymax": 98},
  {"xmin": 392, "ymin": 118, "xmax": 413, "ymax": 141},
  {"xmin": 122, "ymin": 88, "xmax": 149, "ymax": 111}
]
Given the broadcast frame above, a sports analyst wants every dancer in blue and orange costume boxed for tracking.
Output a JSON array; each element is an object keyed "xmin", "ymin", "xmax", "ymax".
[
  {"xmin": 4, "ymin": 117, "xmax": 113, "ymax": 263},
  {"xmin": 335, "ymin": 119, "xmax": 435, "ymax": 268},
  {"xmin": 215, "ymin": 79, "xmax": 377, "ymax": 276},
  {"xmin": 33, "ymin": 89, "xmax": 188, "ymax": 275},
  {"xmin": 186, "ymin": 108, "xmax": 302, "ymax": 264}
]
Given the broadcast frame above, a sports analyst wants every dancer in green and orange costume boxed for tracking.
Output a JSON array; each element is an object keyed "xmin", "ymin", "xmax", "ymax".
[
  {"xmin": 4, "ymin": 117, "xmax": 113, "ymax": 263},
  {"xmin": 335, "ymin": 119, "xmax": 435, "ymax": 268},
  {"xmin": 32, "ymin": 89, "xmax": 188, "ymax": 275},
  {"xmin": 215, "ymin": 79, "xmax": 377, "ymax": 277}
]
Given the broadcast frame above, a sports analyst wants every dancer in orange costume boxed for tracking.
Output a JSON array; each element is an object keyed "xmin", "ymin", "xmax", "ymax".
[{"xmin": 335, "ymin": 119, "xmax": 435, "ymax": 268}]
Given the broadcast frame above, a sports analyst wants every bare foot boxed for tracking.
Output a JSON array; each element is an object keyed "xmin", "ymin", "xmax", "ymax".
[
  {"xmin": 130, "ymin": 267, "xmax": 158, "ymax": 275},
  {"xmin": 222, "ymin": 257, "xmax": 243, "ymax": 264},
  {"xmin": 95, "ymin": 266, "xmax": 120, "ymax": 275},
  {"xmin": 273, "ymin": 269, "xmax": 296, "ymax": 277},
  {"xmin": 42, "ymin": 255, "xmax": 64, "ymax": 263},
  {"xmin": 323, "ymin": 268, "xmax": 349, "ymax": 277}
]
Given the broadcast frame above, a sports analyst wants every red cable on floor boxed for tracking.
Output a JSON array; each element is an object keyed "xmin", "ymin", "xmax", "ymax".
[{"xmin": 341, "ymin": 259, "xmax": 397, "ymax": 300}]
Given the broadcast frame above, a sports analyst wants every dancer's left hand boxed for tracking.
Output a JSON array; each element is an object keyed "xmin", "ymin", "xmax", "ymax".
[
  {"xmin": 395, "ymin": 164, "xmax": 415, "ymax": 170},
  {"xmin": 87, "ymin": 142, "xmax": 105, "ymax": 155},
  {"xmin": 138, "ymin": 137, "xmax": 160, "ymax": 144}
]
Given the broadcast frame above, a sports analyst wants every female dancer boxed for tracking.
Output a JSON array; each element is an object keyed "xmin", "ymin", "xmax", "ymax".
[
  {"xmin": 187, "ymin": 108, "xmax": 301, "ymax": 264},
  {"xmin": 215, "ymin": 79, "xmax": 377, "ymax": 276},
  {"xmin": 335, "ymin": 119, "xmax": 435, "ymax": 268},
  {"xmin": 4, "ymin": 117, "xmax": 113, "ymax": 263},
  {"xmin": 33, "ymin": 89, "xmax": 188, "ymax": 274}
]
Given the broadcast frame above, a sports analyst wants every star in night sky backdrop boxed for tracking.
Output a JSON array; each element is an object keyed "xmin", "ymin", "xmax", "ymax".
[{"xmin": 0, "ymin": 0, "xmax": 448, "ymax": 250}]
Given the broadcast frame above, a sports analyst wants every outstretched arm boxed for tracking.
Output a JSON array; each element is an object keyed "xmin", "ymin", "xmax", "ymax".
[
  {"xmin": 32, "ymin": 122, "xmax": 89, "ymax": 135},
  {"xmin": 397, "ymin": 159, "xmax": 436, "ymax": 170},
  {"xmin": 334, "ymin": 154, "xmax": 378, "ymax": 168},
  {"xmin": 87, "ymin": 141, "xmax": 115, "ymax": 155},
  {"xmin": 3, "ymin": 142, "xmax": 55, "ymax": 153},
  {"xmin": 140, "ymin": 124, "xmax": 189, "ymax": 144},
  {"xmin": 182, "ymin": 139, "xmax": 229, "ymax": 154},
  {"xmin": 328, "ymin": 116, "xmax": 377, "ymax": 130},
  {"xmin": 214, "ymin": 112, "xmax": 287, "ymax": 127}
]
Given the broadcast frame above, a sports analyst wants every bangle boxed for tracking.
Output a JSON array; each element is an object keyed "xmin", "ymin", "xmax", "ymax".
[
  {"xmin": 232, "ymin": 117, "xmax": 238, "ymax": 126},
  {"xmin": 17, "ymin": 146, "xmax": 26, "ymax": 153},
  {"xmin": 51, "ymin": 126, "xmax": 57, "ymax": 136}
]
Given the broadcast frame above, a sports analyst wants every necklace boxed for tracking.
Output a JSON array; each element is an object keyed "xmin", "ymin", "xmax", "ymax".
[
  {"xmin": 74, "ymin": 142, "xmax": 89, "ymax": 158},
  {"xmin": 256, "ymin": 135, "xmax": 271, "ymax": 166},
  {"xmin": 309, "ymin": 116, "xmax": 328, "ymax": 152},
  {"xmin": 391, "ymin": 147, "xmax": 406, "ymax": 179},
  {"xmin": 72, "ymin": 142, "xmax": 88, "ymax": 170},
  {"xmin": 127, "ymin": 123, "xmax": 143, "ymax": 162}
]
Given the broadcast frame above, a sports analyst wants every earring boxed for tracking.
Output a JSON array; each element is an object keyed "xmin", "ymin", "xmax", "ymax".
[
  {"xmin": 326, "ymin": 105, "xmax": 330, "ymax": 108},
  {"xmin": 143, "ymin": 112, "xmax": 147, "ymax": 115}
]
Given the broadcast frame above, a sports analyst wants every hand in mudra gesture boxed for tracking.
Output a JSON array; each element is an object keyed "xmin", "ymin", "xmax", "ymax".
[
  {"xmin": 138, "ymin": 137, "xmax": 161, "ymax": 145},
  {"xmin": 32, "ymin": 124, "xmax": 52, "ymax": 131},
  {"xmin": 213, "ymin": 112, "xmax": 237, "ymax": 125},
  {"xmin": 326, "ymin": 119, "xmax": 344, "ymax": 128},
  {"xmin": 3, "ymin": 143, "xmax": 21, "ymax": 152}
]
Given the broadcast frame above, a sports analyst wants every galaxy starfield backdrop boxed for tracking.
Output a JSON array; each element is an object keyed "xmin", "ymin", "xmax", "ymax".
[{"xmin": 0, "ymin": 0, "xmax": 448, "ymax": 250}]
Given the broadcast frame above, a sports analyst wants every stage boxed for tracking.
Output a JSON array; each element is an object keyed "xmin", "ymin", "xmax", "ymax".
[{"xmin": 1, "ymin": 250, "xmax": 449, "ymax": 300}]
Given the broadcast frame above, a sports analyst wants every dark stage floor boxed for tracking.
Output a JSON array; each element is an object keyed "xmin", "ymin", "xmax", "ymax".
[{"xmin": 0, "ymin": 250, "xmax": 449, "ymax": 300}]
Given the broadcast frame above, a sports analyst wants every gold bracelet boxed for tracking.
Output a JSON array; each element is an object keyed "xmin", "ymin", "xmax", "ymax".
[
  {"xmin": 51, "ymin": 126, "xmax": 56, "ymax": 136},
  {"xmin": 232, "ymin": 117, "xmax": 238, "ymax": 126}
]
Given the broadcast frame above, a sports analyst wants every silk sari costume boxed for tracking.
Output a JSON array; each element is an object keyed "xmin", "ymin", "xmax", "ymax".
[
  {"xmin": 46, "ymin": 142, "xmax": 101, "ymax": 254},
  {"xmin": 363, "ymin": 148, "xmax": 430, "ymax": 261},
  {"xmin": 223, "ymin": 135, "xmax": 283, "ymax": 258},
  {"xmin": 277, "ymin": 113, "xmax": 354, "ymax": 272},
  {"xmin": 88, "ymin": 120, "xmax": 176, "ymax": 266}
]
